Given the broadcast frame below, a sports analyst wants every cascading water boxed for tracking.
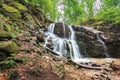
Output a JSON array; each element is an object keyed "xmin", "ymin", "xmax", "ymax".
[
  {"xmin": 78, "ymin": 26, "xmax": 110, "ymax": 58},
  {"xmin": 44, "ymin": 23, "xmax": 83, "ymax": 62},
  {"xmin": 96, "ymin": 33, "xmax": 110, "ymax": 57}
]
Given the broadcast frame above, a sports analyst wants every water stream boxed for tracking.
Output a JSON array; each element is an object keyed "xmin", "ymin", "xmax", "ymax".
[
  {"xmin": 44, "ymin": 23, "xmax": 110, "ymax": 63},
  {"xmin": 44, "ymin": 23, "xmax": 86, "ymax": 62}
]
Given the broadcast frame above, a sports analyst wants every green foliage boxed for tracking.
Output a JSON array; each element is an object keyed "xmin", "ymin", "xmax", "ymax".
[
  {"xmin": 63, "ymin": 0, "xmax": 87, "ymax": 24},
  {"xmin": 0, "ymin": 60, "xmax": 17, "ymax": 70},
  {"xmin": 96, "ymin": 7, "xmax": 120, "ymax": 24},
  {"xmin": 24, "ymin": 0, "xmax": 59, "ymax": 21}
]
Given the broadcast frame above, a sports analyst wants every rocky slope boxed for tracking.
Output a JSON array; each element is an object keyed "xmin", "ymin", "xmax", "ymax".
[{"xmin": 0, "ymin": 1, "xmax": 120, "ymax": 80}]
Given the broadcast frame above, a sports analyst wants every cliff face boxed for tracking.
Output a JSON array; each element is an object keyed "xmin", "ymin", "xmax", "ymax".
[{"xmin": 80, "ymin": 18, "xmax": 120, "ymax": 58}]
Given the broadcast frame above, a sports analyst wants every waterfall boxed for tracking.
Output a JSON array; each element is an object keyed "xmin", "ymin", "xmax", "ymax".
[
  {"xmin": 96, "ymin": 33, "xmax": 110, "ymax": 57},
  {"xmin": 44, "ymin": 23, "xmax": 83, "ymax": 62}
]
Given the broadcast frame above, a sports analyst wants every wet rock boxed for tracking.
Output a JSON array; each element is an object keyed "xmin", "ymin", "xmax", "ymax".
[
  {"xmin": 37, "ymin": 33, "xmax": 45, "ymax": 42},
  {"xmin": 73, "ymin": 26, "xmax": 105, "ymax": 57},
  {"xmin": 54, "ymin": 22, "xmax": 70, "ymax": 38}
]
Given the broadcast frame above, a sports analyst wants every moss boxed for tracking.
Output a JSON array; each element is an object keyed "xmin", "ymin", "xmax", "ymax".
[
  {"xmin": 0, "ymin": 41, "xmax": 19, "ymax": 54},
  {"xmin": 0, "ymin": 0, "xmax": 4, "ymax": 5},
  {"xmin": 24, "ymin": 14, "xmax": 37, "ymax": 28},
  {"xmin": 1, "ymin": 4, "xmax": 21, "ymax": 19},
  {"xmin": 0, "ymin": 29, "xmax": 12, "ymax": 39},
  {"xmin": 12, "ymin": 1, "xmax": 28, "ymax": 13}
]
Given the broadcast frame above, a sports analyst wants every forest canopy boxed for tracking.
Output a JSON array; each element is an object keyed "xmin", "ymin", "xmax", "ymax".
[{"xmin": 22, "ymin": 0, "xmax": 120, "ymax": 25}]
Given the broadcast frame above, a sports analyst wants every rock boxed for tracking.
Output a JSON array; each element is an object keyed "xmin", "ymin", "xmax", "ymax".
[
  {"xmin": 8, "ymin": 70, "xmax": 19, "ymax": 80},
  {"xmin": 12, "ymin": 1, "xmax": 28, "ymax": 13},
  {"xmin": 0, "ymin": 41, "xmax": 19, "ymax": 54},
  {"xmin": 73, "ymin": 26, "xmax": 105, "ymax": 57},
  {"xmin": 54, "ymin": 22, "xmax": 70, "ymax": 38},
  {"xmin": 24, "ymin": 14, "xmax": 37, "ymax": 28},
  {"xmin": 37, "ymin": 33, "xmax": 45, "ymax": 42},
  {"xmin": 1, "ymin": 4, "xmax": 21, "ymax": 19},
  {"xmin": 4, "ymin": 0, "xmax": 13, "ymax": 5},
  {"xmin": 0, "ymin": 0, "xmax": 4, "ymax": 6},
  {"xmin": 110, "ymin": 61, "xmax": 120, "ymax": 70},
  {"xmin": 51, "ymin": 61, "xmax": 65, "ymax": 78},
  {"xmin": 0, "ymin": 52, "xmax": 6, "ymax": 61},
  {"xmin": 0, "ymin": 29, "xmax": 12, "ymax": 40}
]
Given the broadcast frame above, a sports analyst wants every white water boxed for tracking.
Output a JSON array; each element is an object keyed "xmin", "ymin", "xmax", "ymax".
[
  {"xmin": 96, "ymin": 33, "xmax": 110, "ymax": 57},
  {"xmin": 44, "ymin": 23, "xmax": 90, "ymax": 62}
]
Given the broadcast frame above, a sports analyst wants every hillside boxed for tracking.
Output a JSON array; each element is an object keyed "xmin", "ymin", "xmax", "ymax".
[{"xmin": 0, "ymin": 0, "xmax": 120, "ymax": 80}]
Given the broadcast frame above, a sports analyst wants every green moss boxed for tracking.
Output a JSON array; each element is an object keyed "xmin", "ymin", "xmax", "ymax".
[
  {"xmin": 12, "ymin": 2, "xmax": 28, "ymax": 13},
  {"xmin": 0, "ymin": 41, "xmax": 19, "ymax": 54},
  {"xmin": 0, "ymin": 0, "xmax": 4, "ymax": 5},
  {"xmin": 0, "ymin": 29, "xmax": 12, "ymax": 39},
  {"xmin": 1, "ymin": 4, "xmax": 21, "ymax": 19},
  {"xmin": 25, "ymin": 14, "xmax": 36, "ymax": 27}
]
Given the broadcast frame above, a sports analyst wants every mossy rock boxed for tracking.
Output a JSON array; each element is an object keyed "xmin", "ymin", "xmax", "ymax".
[
  {"xmin": 0, "ymin": 0, "xmax": 4, "ymax": 6},
  {"xmin": 0, "ymin": 52, "xmax": 6, "ymax": 61},
  {"xmin": 12, "ymin": 1, "xmax": 28, "ymax": 13},
  {"xmin": 1, "ymin": 4, "xmax": 21, "ymax": 19},
  {"xmin": 0, "ymin": 29, "xmax": 12, "ymax": 39},
  {"xmin": 24, "ymin": 14, "xmax": 37, "ymax": 29},
  {"xmin": 51, "ymin": 62, "xmax": 65, "ymax": 78},
  {"xmin": 0, "ymin": 41, "xmax": 19, "ymax": 54}
]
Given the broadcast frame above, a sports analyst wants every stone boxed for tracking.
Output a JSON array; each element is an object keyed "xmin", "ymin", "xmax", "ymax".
[
  {"xmin": 0, "ymin": 29, "xmax": 12, "ymax": 40},
  {"xmin": 0, "ymin": 41, "xmax": 19, "ymax": 54},
  {"xmin": 8, "ymin": 70, "xmax": 19, "ymax": 80},
  {"xmin": 0, "ymin": 0, "xmax": 4, "ymax": 6},
  {"xmin": 37, "ymin": 33, "xmax": 45, "ymax": 42},
  {"xmin": 54, "ymin": 22, "xmax": 70, "ymax": 38},
  {"xmin": 1, "ymin": 4, "xmax": 21, "ymax": 19},
  {"xmin": 51, "ymin": 61, "xmax": 65, "ymax": 78},
  {"xmin": 0, "ymin": 52, "xmax": 6, "ymax": 61},
  {"xmin": 12, "ymin": 2, "xmax": 28, "ymax": 13},
  {"xmin": 73, "ymin": 26, "xmax": 105, "ymax": 57}
]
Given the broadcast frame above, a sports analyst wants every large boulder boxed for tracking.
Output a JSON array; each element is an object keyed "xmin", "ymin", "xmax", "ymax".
[
  {"xmin": 0, "ymin": 41, "xmax": 19, "ymax": 54},
  {"xmin": 54, "ymin": 22, "xmax": 70, "ymax": 38},
  {"xmin": 73, "ymin": 26, "xmax": 106, "ymax": 57},
  {"xmin": 1, "ymin": 4, "xmax": 21, "ymax": 19}
]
